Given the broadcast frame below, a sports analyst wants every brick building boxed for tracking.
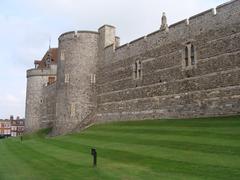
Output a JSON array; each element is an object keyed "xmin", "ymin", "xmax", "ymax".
[
  {"xmin": 0, "ymin": 119, "xmax": 11, "ymax": 138},
  {"xmin": 10, "ymin": 116, "xmax": 25, "ymax": 137},
  {"xmin": 0, "ymin": 116, "xmax": 25, "ymax": 138}
]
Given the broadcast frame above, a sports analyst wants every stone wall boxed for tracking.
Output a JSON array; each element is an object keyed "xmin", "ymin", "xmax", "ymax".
[
  {"xmin": 95, "ymin": 0, "xmax": 240, "ymax": 123},
  {"xmin": 41, "ymin": 83, "xmax": 56, "ymax": 129}
]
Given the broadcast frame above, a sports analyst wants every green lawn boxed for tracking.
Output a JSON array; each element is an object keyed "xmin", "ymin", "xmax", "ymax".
[{"xmin": 1, "ymin": 116, "xmax": 240, "ymax": 180}]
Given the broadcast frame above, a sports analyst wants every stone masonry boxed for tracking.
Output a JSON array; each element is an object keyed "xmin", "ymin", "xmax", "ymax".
[{"xmin": 25, "ymin": 0, "xmax": 240, "ymax": 135}]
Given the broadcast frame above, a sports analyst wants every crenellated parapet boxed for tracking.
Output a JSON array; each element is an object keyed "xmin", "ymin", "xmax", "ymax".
[
  {"xmin": 26, "ymin": 65, "xmax": 57, "ymax": 78},
  {"xmin": 99, "ymin": 0, "xmax": 240, "ymax": 66}
]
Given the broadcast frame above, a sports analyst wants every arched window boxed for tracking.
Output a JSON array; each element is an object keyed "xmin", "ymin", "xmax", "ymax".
[
  {"xmin": 185, "ymin": 46, "xmax": 189, "ymax": 67},
  {"xmin": 191, "ymin": 44, "xmax": 195, "ymax": 65}
]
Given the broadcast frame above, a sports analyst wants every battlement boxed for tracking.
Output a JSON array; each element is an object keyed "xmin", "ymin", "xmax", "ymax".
[
  {"xmin": 98, "ymin": 24, "xmax": 116, "ymax": 30},
  {"xmin": 101, "ymin": 0, "xmax": 240, "ymax": 64},
  {"xmin": 27, "ymin": 65, "xmax": 57, "ymax": 78},
  {"xmin": 58, "ymin": 30, "xmax": 99, "ymax": 41},
  {"xmin": 216, "ymin": 0, "xmax": 240, "ymax": 12}
]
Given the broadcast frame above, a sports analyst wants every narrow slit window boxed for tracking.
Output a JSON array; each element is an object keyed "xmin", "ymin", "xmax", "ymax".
[
  {"xmin": 134, "ymin": 62, "xmax": 138, "ymax": 79},
  {"xmin": 185, "ymin": 46, "xmax": 189, "ymax": 67},
  {"xmin": 138, "ymin": 61, "xmax": 142, "ymax": 78},
  {"xmin": 133, "ymin": 61, "xmax": 142, "ymax": 80},
  {"xmin": 90, "ymin": 74, "xmax": 96, "ymax": 84},
  {"xmin": 191, "ymin": 44, "xmax": 195, "ymax": 65},
  {"xmin": 60, "ymin": 51, "xmax": 65, "ymax": 61},
  {"xmin": 65, "ymin": 74, "xmax": 70, "ymax": 83}
]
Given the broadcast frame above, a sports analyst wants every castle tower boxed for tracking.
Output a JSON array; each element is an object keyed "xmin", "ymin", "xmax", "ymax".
[
  {"xmin": 25, "ymin": 49, "xmax": 57, "ymax": 132},
  {"xmin": 98, "ymin": 25, "xmax": 117, "ymax": 62},
  {"xmin": 25, "ymin": 67, "xmax": 57, "ymax": 132},
  {"xmin": 52, "ymin": 25, "xmax": 118, "ymax": 135},
  {"xmin": 98, "ymin": 25, "xmax": 116, "ymax": 49},
  {"xmin": 53, "ymin": 31, "xmax": 100, "ymax": 135}
]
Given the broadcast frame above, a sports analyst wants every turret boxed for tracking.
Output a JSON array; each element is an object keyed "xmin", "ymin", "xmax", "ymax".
[{"xmin": 25, "ymin": 48, "xmax": 58, "ymax": 132}]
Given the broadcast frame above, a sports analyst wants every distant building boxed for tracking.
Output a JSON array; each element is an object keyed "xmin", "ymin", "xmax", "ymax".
[
  {"xmin": 0, "ymin": 116, "xmax": 25, "ymax": 138},
  {"xmin": 0, "ymin": 119, "xmax": 11, "ymax": 138},
  {"xmin": 10, "ymin": 116, "xmax": 25, "ymax": 137}
]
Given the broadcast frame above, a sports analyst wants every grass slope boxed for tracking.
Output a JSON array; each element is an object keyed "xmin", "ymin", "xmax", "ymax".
[{"xmin": 1, "ymin": 116, "xmax": 240, "ymax": 180}]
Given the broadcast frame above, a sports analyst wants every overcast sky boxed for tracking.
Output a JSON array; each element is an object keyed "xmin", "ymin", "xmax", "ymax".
[{"xmin": 0, "ymin": 0, "xmax": 228, "ymax": 119}]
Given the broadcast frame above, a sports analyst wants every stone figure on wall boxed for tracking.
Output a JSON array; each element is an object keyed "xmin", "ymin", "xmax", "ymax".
[{"xmin": 160, "ymin": 12, "xmax": 169, "ymax": 31}]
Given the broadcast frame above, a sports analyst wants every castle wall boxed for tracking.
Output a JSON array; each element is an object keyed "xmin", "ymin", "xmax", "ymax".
[
  {"xmin": 41, "ymin": 83, "xmax": 56, "ymax": 129},
  {"xmin": 54, "ymin": 31, "xmax": 99, "ymax": 135},
  {"xmin": 95, "ymin": 0, "xmax": 240, "ymax": 122}
]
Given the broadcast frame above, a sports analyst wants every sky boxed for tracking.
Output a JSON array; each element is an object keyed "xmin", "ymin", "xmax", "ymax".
[{"xmin": 0, "ymin": 0, "xmax": 228, "ymax": 119}]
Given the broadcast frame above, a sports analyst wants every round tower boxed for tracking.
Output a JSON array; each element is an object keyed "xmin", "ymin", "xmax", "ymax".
[
  {"xmin": 25, "ymin": 67, "xmax": 57, "ymax": 132},
  {"xmin": 54, "ymin": 31, "xmax": 99, "ymax": 135}
]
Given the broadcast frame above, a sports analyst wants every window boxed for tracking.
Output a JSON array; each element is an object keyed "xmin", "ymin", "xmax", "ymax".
[
  {"xmin": 70, "ymin": 103, "xmax": 75, "ymax": 117},
  {"xmin": 48, "ymin": 76, "xmax": 56, "ymax": 85},
  {"xmin": 65, "ymin": 74, "xmax": 70, "ymax": 83},
  {"xmin": 138, "ymin": 61, "xmax": 142, "ymax": 78},
  {"xmin": 191, "ymin": 44, "xmax": 195, "ymax": 65},
  {"xmin": 60, "ymin": 51, "xmax": 65, "ymax": 61},
  {"xmin": 133, "ymin": 60, "xmax": 142, "ymax": 80},
  {"xmin": 90, "ymin": 74, "xmax": 96, "ymax": 84},
  {"xmin": 183, "ymin": 42, "xmax": 196, "ymax": 69},
  {"xmin": 185, "ymin": 46, "xmax": 189, "ymax": 67}
]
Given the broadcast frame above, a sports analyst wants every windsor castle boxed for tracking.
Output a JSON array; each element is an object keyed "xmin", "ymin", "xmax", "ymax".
[{"xmin": 25, "ymin": 0, "xmax": 240, "ymax": 135}]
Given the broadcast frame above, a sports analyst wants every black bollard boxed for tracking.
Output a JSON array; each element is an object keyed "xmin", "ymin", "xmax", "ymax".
[
  {"xmin": 91, "ymin": 148, "xmax": 97, "ymax": 167},
  {"xmin": 20, "ymin": 136, "xmax": 23, "ymax": 142}
]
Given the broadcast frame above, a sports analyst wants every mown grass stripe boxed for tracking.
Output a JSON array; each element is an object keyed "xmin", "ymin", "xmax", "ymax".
[
  {"xmin": 86, "ymin": 126, "xmax": 240, "ymax": 141},
  {"xmin": 26, "ymin": 138, "xmax": 202, "ymax": 180},
  {"xmin": 79, "ymin": 129, "xmax": 240, "ymax": 148},
  {"xmin": 89, "ymin": 125, "xmax": 240, "ymax": 135},
  {"xmin": 40, "ymin": 138, "xmax": 240, "ymax": 179},
  {"xmin": 53, "ymin": 134, "xmax": 240, "ymax": 169},
  {"xmin": 4, "ymin": 139, "xmax": 88, "ymax": 179},
  {"xmin": 0, "ymin": 140, "xmax": 42, "ymax": 180},
  {"xmin": 67, "ymin": 131, "xmax": 240, "ymax": 156},
  {"xmin": 92, "ymin": 116, "xmax": 240, "ymax": 128}
]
